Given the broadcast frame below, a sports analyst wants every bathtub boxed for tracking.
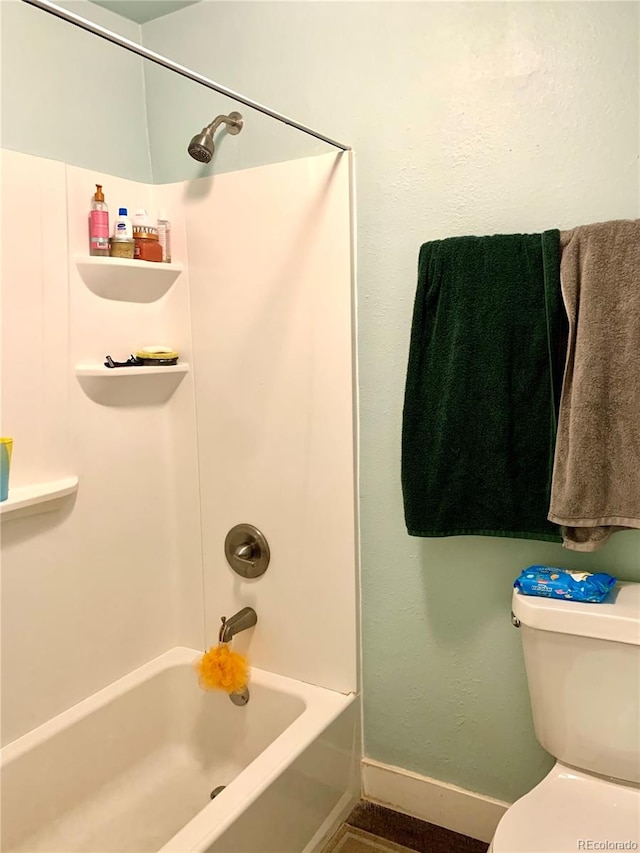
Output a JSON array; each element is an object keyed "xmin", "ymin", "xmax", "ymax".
[{"xmin": 1, "ymin": 647, "xmax": 359, "ymax": 853}]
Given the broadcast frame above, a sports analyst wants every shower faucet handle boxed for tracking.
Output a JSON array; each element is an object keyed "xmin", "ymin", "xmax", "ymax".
[{"xmin": 233, "ymin": 542, "xmax": 255, "ymax": 565}]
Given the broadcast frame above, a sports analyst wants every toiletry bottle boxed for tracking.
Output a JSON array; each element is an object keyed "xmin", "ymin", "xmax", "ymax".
[
  {"xmin": 113, "ymin": 207, "xmax": 133, "ymax": 241},
  {"xmin": 157, "ymin": 209, "xmax": 172, "ymax": 263},
  {"xmin": 110, "ymin": 207, "xmax": 135, "ymax": 258},
  {"xmin": 133, "ymin": 209, "xmax": 150, "ymax": 227},
  {"xmin": 89, "ymin": 184, "xmax": 109, "ymax": 256}
]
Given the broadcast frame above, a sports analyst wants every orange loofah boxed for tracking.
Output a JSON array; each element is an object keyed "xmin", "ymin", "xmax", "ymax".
[{"xmin": 197, "ymin": 643, "xmax": 249, "ymax": 694}]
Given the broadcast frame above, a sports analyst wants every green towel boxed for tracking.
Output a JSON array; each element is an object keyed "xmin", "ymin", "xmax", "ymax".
[{"xmin": 401, "ymin": 231, "xmax": 564, "ymax": 542}]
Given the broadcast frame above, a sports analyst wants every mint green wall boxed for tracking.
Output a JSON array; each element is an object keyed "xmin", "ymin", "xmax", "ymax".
[
  {"xmin": 141, "ymin": 2, "xmax": 640, "ymax": 803},
  {"xmin": 140, "ymin": 0, "xmax": 330, "ymax": 183},
  {"xmin": 92, "ymin": 1, "xmax": 199, "ymax": 24},
  {"xmin": 1, "ymin": 0, "xmax": 152, "ymax": 182},
  {"xmin": 141, "ymin": 59, "xmax": 329, "ymax": 184}
]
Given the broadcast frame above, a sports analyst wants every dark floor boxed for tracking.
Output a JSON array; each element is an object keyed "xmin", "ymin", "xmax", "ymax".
[{"xmin": 324, "ymin": 801, "xmax": 489, "ymax": 853}]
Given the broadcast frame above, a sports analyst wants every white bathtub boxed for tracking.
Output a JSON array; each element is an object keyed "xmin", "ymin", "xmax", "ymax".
[{"xmin": 1, "ymin": 647, "xmax": 359, "ymax": 853}]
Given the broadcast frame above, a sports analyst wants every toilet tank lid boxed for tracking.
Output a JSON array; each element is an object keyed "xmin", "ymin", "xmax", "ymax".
[{"xmin": 512, "ymin": 581, "xmax": 640, "ymax": 646}]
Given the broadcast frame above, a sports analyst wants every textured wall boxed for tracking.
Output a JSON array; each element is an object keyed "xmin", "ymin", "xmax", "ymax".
[
  {"xmin": 0, "ymin": 0, "xmax": 152, "ymax": 181},
  {"xmin": 142, "ymin": 58, "xmax": 329, "ymax": 184},
  {"xmin": 142, "ymin": 1, "xmax": 640, "ymax": 803}
]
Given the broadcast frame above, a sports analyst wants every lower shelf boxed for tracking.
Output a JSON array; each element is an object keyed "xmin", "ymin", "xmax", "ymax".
[
  {"xmin": 75, "ymin": 365, "xmax": 189, "ymax": 378},
  {"xmin": 75, "ymin": 364, "xmax": 189, "ymax": 405},
  {"xmin": 1, "ymin": 476, "xmax": 79, "ymax": 518}
]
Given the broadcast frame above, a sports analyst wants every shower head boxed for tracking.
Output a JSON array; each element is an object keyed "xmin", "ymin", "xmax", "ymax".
[
  {"xmin": 187, "ymin": 112, "xmax": 243, "ymax": 163},
  {"xmin": 188, "ymin": 131, "xmax": 215, "ymax": 163}
]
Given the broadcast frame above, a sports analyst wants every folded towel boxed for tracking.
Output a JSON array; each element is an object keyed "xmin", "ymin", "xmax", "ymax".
[
  {"xmin": 549, "ymin": 219, "xmax": 640, "ymax": 551},
  {"xmin": 402, "ymin": 231, "xmax": 564, "ymax": 542}
]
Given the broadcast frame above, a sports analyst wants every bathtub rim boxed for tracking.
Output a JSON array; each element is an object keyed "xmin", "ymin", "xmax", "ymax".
[{"xmin": 1, "ymin": 645, "xmax": 355, "ymax": 853}]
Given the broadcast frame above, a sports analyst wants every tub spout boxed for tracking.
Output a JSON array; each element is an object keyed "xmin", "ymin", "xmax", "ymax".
[{"xmin": 219, "ymin": 607, "xmax": 257, "ymax": 643}]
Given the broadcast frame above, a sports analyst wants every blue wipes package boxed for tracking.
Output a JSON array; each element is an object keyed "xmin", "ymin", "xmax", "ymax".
[{"xmin": 514, "ymin": 565, "xmax": 616, "ymax": 603}]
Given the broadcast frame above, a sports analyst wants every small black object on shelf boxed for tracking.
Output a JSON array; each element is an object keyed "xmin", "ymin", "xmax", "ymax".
[{"xmin": 104, "ymin": 354, "xmax": 144, "ymax": 368}]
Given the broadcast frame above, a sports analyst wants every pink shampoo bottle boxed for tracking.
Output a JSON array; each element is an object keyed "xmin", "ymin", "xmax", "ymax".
[{"xmin": 89, "ymin": 184, "xmax": 109, "ymax": 256}]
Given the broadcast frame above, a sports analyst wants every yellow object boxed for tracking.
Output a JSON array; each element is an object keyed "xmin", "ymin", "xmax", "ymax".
[
  {"xmin": 0, "ymin": 438, "xmax": 13, "ymax": 502},
  {"xmin": 134, "ymin": 350, "xmax": 179, "ymax": 360},
  {"xmin": 197, "ymin": 643, "xmax": 248, "ymax": 694},
  {"xmin": 0, "ymin": 438, "xmax": 13, "ymax": 462}
]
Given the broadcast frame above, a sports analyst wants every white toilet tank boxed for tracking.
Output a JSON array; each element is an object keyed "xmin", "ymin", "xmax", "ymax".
[{"xmin": 513, "ymin": 580, "xmax": 640, "ymax": 785}]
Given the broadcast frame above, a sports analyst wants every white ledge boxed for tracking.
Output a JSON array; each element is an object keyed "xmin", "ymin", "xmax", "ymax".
[
  {"xmin": 75, "ymin": 364, "xmax": 189, "ymax": 378},
  {"xmin": 75, "ymin": 365, "xmax": 189, "ymax": 405},
  {"xmin": 77, "ymin": 256, "xmax": 182, "ymax": 273},
  {"xmin": 1, "ymin": 476, "xmax": 79, "ymax": 517},
  {"xmin": 75, "ymin": 257, "xmax": 183, "ymax": 303}
]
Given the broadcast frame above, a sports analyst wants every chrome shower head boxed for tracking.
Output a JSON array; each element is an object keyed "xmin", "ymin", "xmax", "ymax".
[
  {"xmin": 188, "ymin": 130, "xmax": 215, "ymax": 163},
  {"xmin": 187, "ymin": 112, "xmax": 243, "ymax": 163}
]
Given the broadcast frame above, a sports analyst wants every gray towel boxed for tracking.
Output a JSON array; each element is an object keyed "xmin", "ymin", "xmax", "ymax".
[{"xmin": 549, "ymin": 219, "xmax": 640, "ymax": 551}]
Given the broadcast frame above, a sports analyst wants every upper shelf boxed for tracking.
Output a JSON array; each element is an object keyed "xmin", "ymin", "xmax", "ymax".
[
  {"xmin": 1, "ymin": 476, "xmax": 79, "ymax": 520},
  {"xmin": 76, "ymin": 256, "xmax": 183, "ymax": 303}
]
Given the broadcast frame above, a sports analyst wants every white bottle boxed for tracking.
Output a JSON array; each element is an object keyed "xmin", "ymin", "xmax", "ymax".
[
  {"xmin": 112, "ymin": 207, "xmax": 133, "ymax": 241},
  {"xmin": 133, "ymin": 208, "xmax": 150, "ymax": 227},
  {"xmin": 157, "ymin": 209, "xmax": 172, "ymax": 263}
]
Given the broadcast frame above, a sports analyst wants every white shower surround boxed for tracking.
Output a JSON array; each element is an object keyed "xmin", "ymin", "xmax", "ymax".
[
  {"xmin": 1, "ymin": 148, "xmax": 358, "ymax": 845},
  {"xmin": 166, "ymin": 152, "xmax": 358, "ymax": 692}
]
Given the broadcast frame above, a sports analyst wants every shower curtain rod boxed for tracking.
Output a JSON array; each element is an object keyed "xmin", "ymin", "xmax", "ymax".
[{"xmin": 21, "ymin": 0, "xmax": 352, "ymax": 152}]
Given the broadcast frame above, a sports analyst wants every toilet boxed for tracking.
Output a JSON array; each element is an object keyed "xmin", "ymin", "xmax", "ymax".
[{"xmin": 490, "ymin": 580, "xmax": 640, "ymax": 853}]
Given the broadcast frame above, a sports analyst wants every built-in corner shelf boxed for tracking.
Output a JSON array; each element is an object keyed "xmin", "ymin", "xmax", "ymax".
[
  {"xmin": 75, "ymin": 364, "xmax": 189, "ymax": 405},
  {"xmin": 76, "ymin": 364, "xmax": 189, "ymax": 379},
  {"xmin": 75, "ymin": 257, "xmax": 183, "ymax": 303},
  {"xmin": 0, "ymin": 476, "xmax": 79, "ymax": 520}
]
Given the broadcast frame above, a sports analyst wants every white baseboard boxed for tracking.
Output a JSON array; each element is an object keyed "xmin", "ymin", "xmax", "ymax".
[{"xmin": 361, "ymin": 758, "xmax": 510, "ymax": 844}]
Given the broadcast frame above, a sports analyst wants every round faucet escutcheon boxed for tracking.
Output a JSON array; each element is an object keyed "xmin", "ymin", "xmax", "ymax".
[{"xmin": 224, "ymin": 524, "xmax": 270, "ymax": 578}]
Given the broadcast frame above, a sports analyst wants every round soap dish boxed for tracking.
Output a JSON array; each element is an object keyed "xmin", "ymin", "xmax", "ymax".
[{"xmin": 135, "ymin": 347, "xmax": 179, "ymax": 366}]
